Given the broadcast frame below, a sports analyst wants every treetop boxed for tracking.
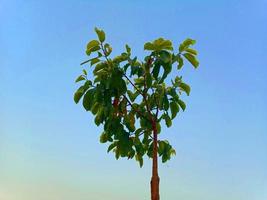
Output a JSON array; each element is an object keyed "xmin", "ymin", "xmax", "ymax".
[{"xmin": 74, "ymin": 27, "xmax": 199, "ymax": 166}]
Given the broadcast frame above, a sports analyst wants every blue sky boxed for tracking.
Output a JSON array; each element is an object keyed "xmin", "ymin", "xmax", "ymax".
[{"xmin": 1, "ymin": 0, "xmax": 267, "ymax": 199}]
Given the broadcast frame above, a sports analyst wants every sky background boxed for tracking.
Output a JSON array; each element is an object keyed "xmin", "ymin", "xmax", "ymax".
[{"xmin": 1, "ymin": 0, "xmax": 267, "ymax": 199}]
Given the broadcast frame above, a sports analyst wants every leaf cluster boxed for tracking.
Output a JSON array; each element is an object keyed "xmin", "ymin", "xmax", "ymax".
[{"xmin": 74, "ymin": 28, "xmax": 199, "ymax": 166}]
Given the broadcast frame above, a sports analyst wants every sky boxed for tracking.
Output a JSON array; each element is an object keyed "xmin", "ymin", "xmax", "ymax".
[{"xmin": 0, "ymin": 0, "xmax": 267, "ymax": 199}]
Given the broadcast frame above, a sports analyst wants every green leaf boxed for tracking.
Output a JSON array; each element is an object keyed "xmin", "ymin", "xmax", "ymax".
[
  {"xmin": 147, "ymin": 142, "xmax": 153, "ymax": 158},
  {"xmin": 159, "ymin": 62, "xmax": 172, "ymax": 83},
  {"xmin": 123, "ymin": 63, "xmax": 130, "ymax": 71},
  {"xmin": 158, "ymin": 141, "xmax": 165, "ymax": 156},
  {"xmin": 113, "ymin": 54, "xmax": 128, "ymax": 63},
  {"xmin": 158, "ymin": 140, "xmax": 171, "ymax": 157},
  {"xmin": 170, "ymin": 148, "xmax": 176, "ymax": 156},
  {"xmin": 118, "ymin": 79, "xmax": 127, "ymax": 95},
  {"xmin": 162, "ymin": 154, "xmax": 168, "ymax": 163},
  {"xmin": 183, "ymin": 38, "xmax": 196, "ymax": 46},
  {"xmin": 74, "ymin": 92, "xmax": 83, "ymax": 104},
  {"xmin": 179, "ymin": 82, "xmax": 191, "ymax": 96},
  {"xmin": 74, "ymin": 86, "xmax": 86, "ymax": 103},
  {"xmin": 75, "ymin": 75, "xmax": 85, "ymax": 83},
  {"xmin": 107, "ymin": 142, "xmax": 117, "ymax": 152},
  {"xmin": 128, "ymin": 148, "xmax": 135, "ymax": 159},
  {"xmin": 146, "ymin": 73, "xmax": 153, "ymax": 88},
  {"xmin": 144, "ymin": 38, "xmax": 173, "ymax": 51},
  {"xmin": 82, "ymin": 69, "xmax": 87, "ymax": 75},
  {"xmin": 86, "ymin": 46, "xmax": 101, "ymax": 56},
  {"xmin": 128, "ymin": 113, "xmax": 136, "ymax": 131},
  {"xmin": 170, "ymin": 101, "xmax": 179, "ymax": 119},
  {"xmin": 158, "ymin": 140, "xmax": 174, "ymax": 163},
  {"xmin": 159, "ymin": 50, "xmax": 172, "ymax": 63},
  {"xmin": 90, "ymin": 58, "xmax": 100, "ymax": 66},
  {"xmin": 163, "ymin": 94, "xmax": 169, "ymax": 110},
  {"xmin": 183, "ymin": 53, "xmax": 199, "ymax": 68},
  {"xmin": 84, "ymin": 80, "xmax": 92, "ymax": 87},
  {"xmin": 134, "ymin": 77, "xmax": 144, "ymax": 85},
  {"xmin": 163, "ymin": 114, "xmax": 172, "ymax": 127},
  {"xmin": 100, "ymin": 132, "xmax": 108, "ymax": 143},
  {"xmin": 127, "ymin": 90, "xmax": 138, "ymax": 102},
  {"xmin": 155, "ymin": 38, "xmax": 173, "ymax": 50},
  {"xmin": 177, "ymin": 56, "xmax": 184, "ymax": 69},
  {"xmin": 177, "ymin": 99, "xmax": 186, "ymax": 111},
  {"xmin": 152, "ymin": 61, "xmax": 161, "ymax": 79},
  {"xmin": 134, "ymin": 128, "xmax": 144, "ymax": 138},
  {"xmin": 124, "ymin": 113, "xmax": 135, "ymax": 132},
  {"xmin": 87, "ymin": 40, "xmax": 100, "ymax": 50},
  {"xmin": 168, "ymin": 87, "xmax": 179, "ymax": 101},
  {"xmin": 93, "ymin": 62, "xmax": 107, "ymax": 74},
  {"xmin": 156, "ymin": 122, "xmax": 161, "ymax": 134},
  {"xmin": 92, "ymin": 102, "xmax": 100, "ymax": 115},
  {"xmin": 135, "ymin": 154, "xmax": 144, "ymax": 167},
  {"xmin": 104, "ymin": 43, "xmax": 112, "ymax": 56},
  {"xmin": 179, "ymin": 38, "xmax": 196, "ymax": 52},
  {"xmin": 140, "ymin": 117, "xmax": 148, "ymax": 129},
  {"xmin": 95, "ymin": 108, "xmax": 103, "ymax": 126},
  {"xmin": 82, "ymin": 89, "xmax": 95, "ymax": 111},
  {"xmin": 144, "ymin": 42, "xmax": 154, "ymax": 51},
  {"xmin": 125, "ymin": 44, "xmax": 131, "ymax": 54},
  {"xmin": 185, "ymin": 48, "xmax": 198, "ymax": 55},
  {"xmin": 115, "ymin": 148, "xmax": 120, "ymax": 160},
  {"xmin": 97, "ymin": 52, "xmax": 103, "ymax": 57},
  {"xmin": 95, "ymin": 27, "xmax": 105, "ymax": 42}
]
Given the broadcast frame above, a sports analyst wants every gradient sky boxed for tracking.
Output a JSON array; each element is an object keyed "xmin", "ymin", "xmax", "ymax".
[{"xmin": 1, "ymin": 0, "xmax": 267, "ymax": 199}]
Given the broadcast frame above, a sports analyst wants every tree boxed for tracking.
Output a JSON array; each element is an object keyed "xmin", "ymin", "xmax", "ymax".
[{"xmin": 74, "ymin": 27, "xmax": 199, "ymax": 200}]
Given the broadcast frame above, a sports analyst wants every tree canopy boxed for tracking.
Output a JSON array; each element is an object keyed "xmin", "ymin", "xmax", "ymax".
[{"xmin": 74, "ymin": 28, "xmax": 199, "ymax": 167}]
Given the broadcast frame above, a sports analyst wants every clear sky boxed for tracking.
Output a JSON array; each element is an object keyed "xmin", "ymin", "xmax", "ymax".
[{"xmin": 1, "ymin": 0, "xmax": 267, "ymax": 199}]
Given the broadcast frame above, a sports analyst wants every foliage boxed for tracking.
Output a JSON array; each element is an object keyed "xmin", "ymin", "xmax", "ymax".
[{"xmin": 74, "ymin": 27, "xmax": 199, "ymax": 167}]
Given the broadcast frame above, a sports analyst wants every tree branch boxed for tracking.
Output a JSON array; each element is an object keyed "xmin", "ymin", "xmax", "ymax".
[
  {"xmin": 123, "ymin": 73, "xmax": 144, "ymax": 96},
  {"xmin": 142, "ymin": 57, "xmax": 155, "ymax": 123},
  {"xmin": 122, "ymin": 94, "xmax": 150, "ymax": 122}
]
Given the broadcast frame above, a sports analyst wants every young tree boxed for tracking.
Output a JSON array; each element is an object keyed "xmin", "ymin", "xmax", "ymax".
[{"xmin": 74, "ymin": 28, "xmax": 199, "ymax": 200}]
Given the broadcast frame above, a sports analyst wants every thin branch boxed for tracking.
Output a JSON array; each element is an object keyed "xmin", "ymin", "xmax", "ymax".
[
  {"xmin": 156, "ymin": 105, "xmax": 159, "ymax": 119},
  {"xmin": 122, "ymin": 94, "xmax": 150, "ymax": 122},
  {"xmin": 142, "ymin": 57, "xmax": 155, "ymax": 123},
  {"xmin": 123, "ymin": 73, "xmax": 143, "ymax": 96},
  {"xmin": 100, "ymin": 43, "xmax": 108, "ymax": 58},
  {"xmin": 149, "ymin": 134, "xmax": 154, "ymax": 140},
  {"xmin": 130, "ymin": 131, "xmax": 154, "ymax": 140},
  {"xmin": 150, "ymin": 86, "xmax": 160, "ymax": 119}
]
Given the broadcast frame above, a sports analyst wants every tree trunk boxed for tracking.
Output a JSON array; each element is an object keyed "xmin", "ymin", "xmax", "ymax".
[{"xmin": 151, "ymin": 120, "xmax": 160, "ymax": 200}]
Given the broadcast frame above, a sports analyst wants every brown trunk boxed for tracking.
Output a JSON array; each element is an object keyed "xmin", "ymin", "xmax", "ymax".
[{"xmin": 150, "ymin": 120, "xmax": 160, "ymax": 200}]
